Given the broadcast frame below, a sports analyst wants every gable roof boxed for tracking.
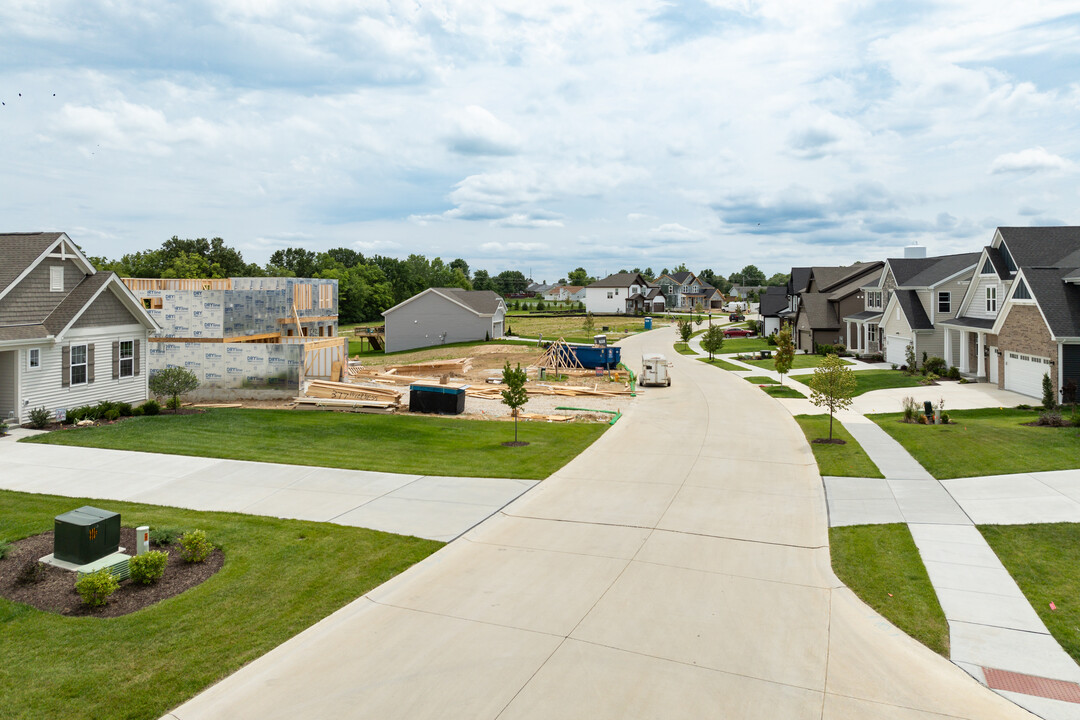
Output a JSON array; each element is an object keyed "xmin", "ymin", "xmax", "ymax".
[
  {"xmin": 670, "ymin": 271, "xmax": 695, "ymax": 284},
  {"xmin": 827, "ymin": 267, "xmax": 882, "ymax": 302},
  {"xmin": 893, "ymin": 289, "xmax": 933, "ymax": 330},
  {"xmin": 789, "ymin": 267, "xmax": 811, "ymax": 294},
  {"xmin": 1016, "ymin": 267, "xmax": 1080, "ymax": 338},
  {"xmin": 799, "ymin": 293, "xmax": 840, "ymax": 330},
  {"xmin": 999, "ymin": 227, "xmax": 1080, "ymax": 270},
  {"xmin": 589, "ymin": 272, "xmax": 648, "ymax": 288},
  {"xmin": 382, "ymin": 287, "xmax": 504, "ymax": 318},
  {"xmin": 0, "ymin": 232, "xmax": 72, "ymax": 299},
  {"xmin": 888, "ymin": 252, "xmax": 980, "ymax": 288},
  {"xmin": 809, "ymin": 262, "xmax": 881, "ymax": 293},
  {"xmin": 759, "ymin": 286, "xmax": 788, "ymax": 317}
]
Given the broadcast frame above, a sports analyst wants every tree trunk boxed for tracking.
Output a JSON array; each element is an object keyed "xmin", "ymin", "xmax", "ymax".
[
  {"xmin": 514, "ymin": 414, "xmax": 519, "ymax": 443},
  {"xmin": 828, "ymin": 410, "xmax": 834, "ymax": 441}
]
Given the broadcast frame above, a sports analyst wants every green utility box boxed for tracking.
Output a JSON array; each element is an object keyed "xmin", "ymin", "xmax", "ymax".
[{"xmin": 54, "ymin": 506, "xmax": 121, "ymax": 565}]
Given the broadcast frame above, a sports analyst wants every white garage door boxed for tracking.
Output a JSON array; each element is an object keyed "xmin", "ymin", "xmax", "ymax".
[
  {"xmin": 885, "ymin": 336, "xmax": 911, "ymax": 366},
  {"xmin": 492, "ymin": 321, "xmax": 503, "ymax": 339},
  {"xmin": 1004, "ymin": 352, "xmax": 1051, "ymax": 398}
]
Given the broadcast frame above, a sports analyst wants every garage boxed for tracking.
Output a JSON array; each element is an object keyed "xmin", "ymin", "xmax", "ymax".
[
  {"xmin": 492, "ymin": 320, "xmax": 503, "ymax": 339},
  {"xmin": 885, "ymin": 336, "xmax": 911, "ymax": 366},
  {"xmin": 1004, "ymin": 352, "xmax": 1051, "ymax": 398}
]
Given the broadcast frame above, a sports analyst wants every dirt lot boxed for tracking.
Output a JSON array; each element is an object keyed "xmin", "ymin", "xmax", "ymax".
[{"xmin": 507, "ymin": 315, "xmax": 666, "ymax": 342}]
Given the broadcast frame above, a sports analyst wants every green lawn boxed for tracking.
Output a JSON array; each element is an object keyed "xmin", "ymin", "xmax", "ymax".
[
  {"xmin": 698, "ymin": 357, "xmax": 745, "ymax": 371},
  {"xmin": 743, "ymin": 376, "xmax": 777, "ymax": 384},
  {"xmin": 0, "ymin": 490, "xmax": 440, "ymax": 720},
  {"xmin": 347, "ymin": 338, "xmax": 536, "ymax": 358},
  {"xmin": 830, "ymin": 524, "xmax": 949, "ymax": 656},
  {"xmin": 720, "ymin": 337, "xmax": 771, "ymax": 353},
  {"xmin": 739, "ymin": 354, "xmax": 848, "ymax": 371},
  {"xmin": 794, "ymin": 414, "xmax": 884, "ymax": 478},
  {"xmin": 23, "ymin": 409, "xmax": 608, "ymax": 480},
  {"xmin": 674, "ymin": 342, "xmax": 698, "ymax": 356},
  {"xmin": 981, "ymin": 523, "xmax": 1080, "ymax": 664},
  {"xmin": 793, "ymin": 368, "xmax": 925, "ymax": 397},
  {"xmin": 762, "ymin": 385, "xmax": 805, "ymax": 398},
  {"xmin": 869, "ymin": 407, "xmax": 1080, "ymax": 479}
]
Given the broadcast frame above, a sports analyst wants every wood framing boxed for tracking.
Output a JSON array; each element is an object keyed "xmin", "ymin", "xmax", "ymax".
[{"xmin": 277, "ymin": 315, "xmax": 339, "ymax": 324}]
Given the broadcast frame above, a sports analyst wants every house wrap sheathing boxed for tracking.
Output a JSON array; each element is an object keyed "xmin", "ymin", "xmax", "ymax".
[{"xmin": 123, "ymin": 277, "xmax": 345, "ymax": 399}]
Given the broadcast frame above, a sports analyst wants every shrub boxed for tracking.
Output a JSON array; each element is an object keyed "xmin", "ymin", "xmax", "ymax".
[
  {"xmin": 140, "ymin": 399, "xmax": 161, "ymax": 416},
  {"xmin": 129, "ymin": 550, "xmax": 168, "ymax": 584},
  {"xmin": 131, "ymin": 405, "xmax": 145, "ymax": 417},
  {"xmin": 0, "ymin": 540, "xmax": 11, "ymax": 559},
  {"xmin": 1034, "ymin": 410, "xmax": 1067, "ymax": 427},
  {"xmin": 0, "ymin": 418, "xmax": 7, "ymax": 436},
  {"xmin": 166, "ymin": 396, "xmax": 183, "ymax": 411},
  {"xmin": 27, "ymin": 406, "xmax": 53, "ymax": 429},
  {"xmin": 1071, "ymin": 406, "xmax": 1080, "ymax": 428},
  {"xmin": 1042, "ymin": 373, "xmax": 1056, "ymax": 411},
  {"xmin": 148, "ymin": 366, "xmax": 200, "ymax": 409},
  {"xmin": 149, "ymin": 528, "xmax": 179, "ymax": 547},
  {"xmin": 905, "ymin": 343, "xmax": 916, "ymax": 374},
  {"xmin": 104, "ymin": 408, "xmax": 121, "ymax": 421},
  {"xmin": 93, "ymin": 400, "xmax": 116, "ymax": 418},
  {"xmin": 833, "ymin": 343, "xmax": 846, "ymax": 355},
  {"xmin": 179, "ymin": 529, "xmax": 214, "ymax": 563},
  {"xmin": 767, "ymin": 334, "xmax": 778, "ymax": 346},
  {"xmin": 901, "ymin": 396, "xmax": 919, "ymax": 423},
  {"xmin": 918, "ymin": 414, "xmax": 929, "ymax": 425},
  {"xmin": 66, "ymin": 404, "xmax": 94, "ymax": 423},
  {"xmin": 939, "ymin": 412, "xmax": 951, "ymax": 424},
  {"xmin": 948, "ymin": 366, "xmax": 961, "ymax": 380},
  {"xmin": 16, "ymin": 560, "xmax": 47, "ymax": 585},
  {"xmin": 116, "ymin": 402, "xmax": 133, "ymax": 417},
  {"xmin": 890, "ymin": 363, "xmax": 898, "ymax": 371},
  {"xmin": 918, "ymin": 372, "xmax": 939, "ymax": 386},
  {"xmin": 75, "ymin": 569, "xmax": 120, "ymax": 607},
  {"xmin": 923, "ymin": 356, "xmax": 947, "ymax": 376}
]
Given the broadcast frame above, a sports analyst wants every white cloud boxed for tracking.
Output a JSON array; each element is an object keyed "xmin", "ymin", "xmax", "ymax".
[
  {"xmin": 446, "ymin": 105, "xmax": 521, "ymax": 156},
  {"xmin": 990, "ymin": 147, "xmax": 1073, "ymax": 174}
]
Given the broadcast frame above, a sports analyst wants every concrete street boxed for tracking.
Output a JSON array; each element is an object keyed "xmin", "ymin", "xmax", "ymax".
[{"xmin": 161, "ymin": 326, "xmax": 1032, "ymax": 719}]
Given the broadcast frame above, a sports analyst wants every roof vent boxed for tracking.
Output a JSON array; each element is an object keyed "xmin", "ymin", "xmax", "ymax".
[{"xmin": 904, "ymin": 243, "xmax": 927, "ymax": 259}]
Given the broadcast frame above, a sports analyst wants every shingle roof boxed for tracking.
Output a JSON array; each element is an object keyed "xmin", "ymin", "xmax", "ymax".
[
  {"xmin": 670, "ymin": 271, "xmax": 695, "ymax": 283},
  {"xmin": 941, "ymin": 316, "xmax": 996, "ymax": 330},
  {"xmin": 789, "ymin": 268, "xmax": 811, "ymax": 294},
  {"xmin": 893, "ymin": 289, "xmax": 933, "ymax": 330},
  {"xmin": 799, "ymin": 294, "xmax": 840, "ymax": 330},
  {"xmin": 43, "ymin": 271, "xmax": 114, "ymax": 334},
  {"xmin": 440, "ymin": 288, "xmax": 504, "ymax": 315},
  {"xmin": 0, "ymin": 232, "xmax": 64, "ymax": 294},
  {"xmin": 0, "ymin": 324, "xmax": 49, "ymax": 342},
  {"xmin": 827, "ymin": 267, "xmax": 882, "ymax": 302},
  {"xmin": 758, "ymin": 286, "xmax": 788, "ymax": 317},
  {"xmin": 888, "ymin": 252, "xmax": 980, "ymax": 287},
  {"xmin": 999, "ymin": 227, "xmax": 1080, "ymax": 269},
  {"xmin": 589, "ymin": 272, "xmax": 647, "ymax": 288},
  {"xmin": 1021, "ymin": 268, "xmax": 1080, "ymax": 338},
  {"xmin": 810, "ymin": 262, "xmax": 880, "ymax": 292}
]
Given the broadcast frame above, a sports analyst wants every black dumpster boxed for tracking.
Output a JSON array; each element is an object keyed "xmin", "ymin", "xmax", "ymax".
[
  {"xmin": 54, "ymin": 506, "xmax": 120, "ymax": 565},
  {"xmin": 409, "ymin": 383, "xmax": 466, "ymax": 415}
]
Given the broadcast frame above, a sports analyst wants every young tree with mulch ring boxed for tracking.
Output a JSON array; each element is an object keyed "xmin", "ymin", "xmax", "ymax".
[
  {"xmin": 700, "ymin": 325, "xmax": 724, "ymax": 361},
  {"xmin": 808, "ymin": 353, "xmax": 856, "ymax": 442},
  {"xmin": 677, "ymin": 317, "xmax": 693, "ymax": 343},
  {"xmin": 501, "ymin": 361, "xmax": 529, "ymax": 446},
  {"xmin": 774, "ymin": 328, "xmax": 795, "ymax": 385}
]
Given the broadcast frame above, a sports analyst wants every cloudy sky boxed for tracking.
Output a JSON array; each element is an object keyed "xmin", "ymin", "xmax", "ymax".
[{"xmin": 2, "ymin": 1, "xmax": 1079, "ymax": 282}]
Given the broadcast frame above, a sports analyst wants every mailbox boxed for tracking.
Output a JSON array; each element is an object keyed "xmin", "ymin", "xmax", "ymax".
[{"xmin": 54, "ymin": 506, "xmax": 121, "ymax": 565}]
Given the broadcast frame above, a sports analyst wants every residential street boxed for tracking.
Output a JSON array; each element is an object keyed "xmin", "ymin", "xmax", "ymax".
[{"xmin": 164, "ymin": 326, "xmax": 1033, "ymax": 720}]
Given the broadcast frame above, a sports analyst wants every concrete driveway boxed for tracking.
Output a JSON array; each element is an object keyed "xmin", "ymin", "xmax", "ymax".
[{"xmin": 165, "ymin": 326, "xmax": 1032, "ymax": 720}]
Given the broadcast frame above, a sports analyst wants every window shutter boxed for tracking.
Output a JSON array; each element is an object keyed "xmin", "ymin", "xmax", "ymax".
[
  {"xmin": 112, "ymin": 340, "xmax": 120, "ymax": 379},
  {"xmin": 62, "ymin": 346, "xmax": 70, "ymax": 388},
  {"xmin": 134, "ymin": 339, "xmax": 141, "ymax": 375},
  {"xmin": 88, "ymin": 343, "xmax": 96, "ymax": 383}
]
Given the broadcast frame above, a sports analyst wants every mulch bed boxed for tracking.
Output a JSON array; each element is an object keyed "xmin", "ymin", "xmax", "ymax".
[
  {"xmin": 0, "ymin": 527, "xmax": 223, "ymax": 617},
  {"xmin": 812, "ymin": 438, "xmax": 846, "ymax": 445}
]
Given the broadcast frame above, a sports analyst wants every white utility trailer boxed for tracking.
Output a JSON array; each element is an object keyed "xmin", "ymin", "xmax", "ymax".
[{"xmin": 640, "ymin": 353, "xmax": 671, "ymax": 387}]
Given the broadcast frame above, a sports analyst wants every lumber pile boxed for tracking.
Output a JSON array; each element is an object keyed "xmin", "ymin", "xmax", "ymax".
[
  {"xmin": 384, "ymin": 358, "xmax": 472, "ymax": 375},
  {"xmin": 518, "ymin": 412, "xmax": 572, "ymax": 422},
  {"xmin": 303, "ymin": 379, "xmax": 405, "ymax": 408},
  {"xmin": 293, "ymin": 398, "xmax": 395, "ymax": 413},
  {"xmin": 350, "ymin": 370, "xmax": 430, "ymax": 386}
]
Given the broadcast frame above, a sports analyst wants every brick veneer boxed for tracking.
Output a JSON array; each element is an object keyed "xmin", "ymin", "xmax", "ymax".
[{"xmin": 996, "ymin": 304, "xmax": 1058, "ymax": 396}]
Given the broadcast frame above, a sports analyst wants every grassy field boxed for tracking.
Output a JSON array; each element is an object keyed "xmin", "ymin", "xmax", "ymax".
[
  {"xmin": 506, "ymin": 315, "xmax": 655, "ymax": 344},
  {"xmin": 698, "ymin": 357, "xmax": 746, "ymax": 371},
  {"xmin": 347, "ymin": 337, "xmax": 537, "ymax": 358},
  {"xmin": 830, "ymin": 524, "xmax": 949, "ymax": 656},
  {"xmin": 794, "ymin": 414, "xmax": 884, "ymax": 478},
  {"xmin": 23, "ymin": 409, "xmax": 608, "ymax": 480},
  {"xmin": 981, "ymin": 523, "xmax": 1080, "ymax": 664},
  {"xmin": 0, "ymin": 490, "xmax": 440, "ymax": 720},
  {"xmin": 794, "ymin": 368, "xmax": 925, "ymax": 397},
  {"xmin": 870, "ymin": 407, "xmax": 1080, "ymax": 479},
  {"xmin": 739, "ymin": 354, "xmax": 848, "ymax": 371}
]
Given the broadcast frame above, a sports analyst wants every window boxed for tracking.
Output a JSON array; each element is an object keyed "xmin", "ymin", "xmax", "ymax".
[
  {"xmin": 938, "ymin": 292, "xmax": 951, "ymax": 314},
  {"xmin": 318, "ymin": 284, "xmax": 332, "ymax": 309},
  {"xmin": 70, "ymin": 344, "xmax": 87, "ymax": 385},
  {"xmin": 119, "ymin": 340, "xmax": 134, "ymax": 378},
  {"xmin": 868, "ymin": 325, "xmax": 877, "ymax": 342},
  {"xmin": 986, "ymin": 286, "xmax": 997, "ymax": 312},
  {"xmin": 28, "ymin": 348, "xmax": 40, "ymax": 369},
  {"xmin": 1014, "ymin": 279, "xmax": 1031, "ymax": 300},
  {"xmin": 607, "ymin": 292, "xmax": 614, "ymax": 299},
  {"xmin": 142, "ymin": 297, "xmax": 163, "ymax": 310},
  {"xmin": 50, "ymin": 265, "xmax": 64, "ymax": 292},
  {"xmin": 294, "ymin": 284, "xmax": 312, "ymax": 310}
]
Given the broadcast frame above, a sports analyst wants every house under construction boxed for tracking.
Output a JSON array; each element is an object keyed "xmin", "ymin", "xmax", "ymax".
[{"xmin": 122, "ymin": 276, "xmax": 346, "ymax": 399}]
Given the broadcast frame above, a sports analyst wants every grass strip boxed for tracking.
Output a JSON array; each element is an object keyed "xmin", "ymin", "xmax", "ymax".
[
  {"xmin": 743, "ymin": 376, "xmax": 778, "ymax": 384},
  {"xmin": 23, "ymin": 409, "xmax": 608, "ymax": 480},
  {"xmin": 739, "ymin": 354, "xmax": 848, "ymax": 371},
  {"xmin": 762, "ymin": 385, "xmax": 805, "ymax": 398},
  {"xmin": 980, "ymin": 523, "xmax": 1080, "ymax": 664},
  {"xmin": 674, "ymin": 342, "xmax": 698, "ymax": 355},
  {"xmin": 830, "ymin": 524, "xmax": 949, "ymax": 656},
  {"xmin": 698, "ymin": 357, "xmax": 745, "ymax": 371},
  {"xmin": 869, "ymin": 407, "xmax": 1080, "ymax": 479},
  {"xmin": 794, "ymin": 414, "xmax": 884, "ymax": 478},
  {"xmin": 0, "ymin": 490, "xmax": 441, "ymax": 720},
  {"xmin": 793, "ymin": 368, "xmax": 924, "ymax": 397}
]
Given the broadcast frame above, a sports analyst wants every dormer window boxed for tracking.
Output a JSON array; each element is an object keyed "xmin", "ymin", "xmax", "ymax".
[{"xmin": 50, "ymin": 265, "xmax": 64, "ymax": 292}]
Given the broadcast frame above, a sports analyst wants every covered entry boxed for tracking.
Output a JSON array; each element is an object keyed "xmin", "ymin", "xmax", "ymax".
[{"xmin": 0, "ymin": 350, "xmax": 17, "ymax": 424}]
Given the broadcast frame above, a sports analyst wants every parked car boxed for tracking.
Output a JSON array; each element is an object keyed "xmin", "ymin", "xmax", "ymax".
[
  {"xmin": 723, "ymin": 328, "xmax": 753, "ymax": 338},
  {"xmin": 728, "ymin": 313, "xmax": 745, "ymax": 322}
]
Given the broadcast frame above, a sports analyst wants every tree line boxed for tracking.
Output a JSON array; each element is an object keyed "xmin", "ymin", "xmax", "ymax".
[{"xmin": 89, "ymin": 237, "xmax": 789, "ymax": 324}]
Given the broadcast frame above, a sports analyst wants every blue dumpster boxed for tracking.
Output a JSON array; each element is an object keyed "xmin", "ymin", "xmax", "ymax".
[{"xmin": 644, "ymin": 317, "xmax": 653, "ymax": 330}]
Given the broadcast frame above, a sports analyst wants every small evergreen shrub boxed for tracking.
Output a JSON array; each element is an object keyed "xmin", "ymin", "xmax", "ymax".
[
  {"xmin": 149, "ymin": 528, "xmax": 179, "ymax": 547},
  {"xmin": 104, "ymin": 408, "xmax": 121, "ymax": 421},
  {"xmin": 140, "ymin": 400, "xmax": 161, "ymax": 416},
  {"xmin": 939, "ymin": 412, "xmax": 951, "ymax": 424},
  {"xmin": 0, "ymin": 418, "xmax": 7, "ymax": 436},
  {"xmin": 131, "ymin": 405, "xmax": 145, "ymax": 417},
  {"xmin": 27, "ymin": 406, "xmax": 53, "ymax": 429},
  {"xmin": 16, "ymin": 560, "xmax": 47, "ymax": 585},
  {"xmin": 75, "ymin": 569, "xmax": 120, "ymax": 607},
  {"xmin": 923, "ymin": 356, "xmax": 947, "ymax": 376},
  {"xmin": 166, "ymin": 396, "xmax": 183, "ymax": 411},
  {"xmin": 948, "ymin": 366, "xmax": 961, "ymax": 380},
  {"xmin": 1042, "ymin": 373, "xmax": 1056, "ymax": 411},
  {"xmin": 129, "ymin": 550, "xmax": 168, "ymax": 584},
  {"xmin": 93, "ymin": 400, "xmax": 116, "ymax": 418},
  {"xmin": 66, "ymin": 405, "xmax": 94, "ymax": 423},
  {"xmin": 116, "ymin": 402, "xmax": 133, "ymax": 417},
  {"xmin": 179, "ymin": 530, "xmax": 213, "ymax": 563}
]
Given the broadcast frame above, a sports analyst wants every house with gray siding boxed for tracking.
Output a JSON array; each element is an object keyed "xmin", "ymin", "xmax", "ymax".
[
  {"xmin": 382, "ymin": 288, "xmax": 506, "ymax": 353},
  {"xmin": 0, "ymin": 232, "xmax": 159, "ymax": 425}
]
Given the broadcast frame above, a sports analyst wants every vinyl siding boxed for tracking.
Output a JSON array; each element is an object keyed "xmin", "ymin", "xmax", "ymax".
[
  {"xmin": 584, "ymin": 286, "xmax": 630, "ymax": 314},
  {"xmin": 0, "ymin": 258, "xmax": 86, "ymax": 325},
  {"xmin": 0, "ymin": 350, "xmax": 15, "ymax": 420},
  {"xmin": 968, "ymin": 275, "xmax": 1003, "ymax": 320},
  {"xmin": 72, "ymin": 288, "xmax": 136, "ymax": 329},
  {"xmin": 384, "ymin": 292, "xmax": 500, "ymax": 353},
  {"xmin": 18, "ymin": 326, "xmax": 149, "ymax": 424}
]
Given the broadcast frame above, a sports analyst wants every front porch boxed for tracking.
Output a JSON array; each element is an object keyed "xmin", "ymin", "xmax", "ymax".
[
  {"xmin": 942, "ymin": 319, "xmax": 996, "ymax": 383},
  {"xmin": 843, "ymin": 311, "xmax": 882, "ymax": 356}
]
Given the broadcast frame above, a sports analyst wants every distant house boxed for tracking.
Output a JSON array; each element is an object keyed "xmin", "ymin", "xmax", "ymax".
[
  {"xmin": 729, "ymin": 285, "xmax": 767, "ymax": 300},
  {"xmin": 625, "ymin": 286, "xmax": 667, "ymax": 314},
  {"xmin": 793, "ymin": 263, "xmax": 883, "ymax": 352},
  {"xmin": 656, "ymin": 272, "xmax": 723, "ymax": 310},
  {"xmin": 541, "ymin": 285, "xmax": 585, "ymax": 302},
  {"xmin": 758, "ymin": 286, "xmax": 789, "ymax": 336},
  {"xmin": 383, "ymin": 288, "xmax": 506, "ymax": 353},
  {"xmin": 584, "ymin": 273, "xmax": 653, "ymax": 314},
  {"xmin": 0, "ymin": 232, "xmax": 159, "ymax": 425},
  {"xmin": 778, "ymin": 268, "xmax": 811, "ymax": 328}
]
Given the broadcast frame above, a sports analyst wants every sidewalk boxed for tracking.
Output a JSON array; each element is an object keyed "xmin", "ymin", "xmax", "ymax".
[{"xmin": 825, "ymin": 412, "xmax": 1080, "ymax": 719}]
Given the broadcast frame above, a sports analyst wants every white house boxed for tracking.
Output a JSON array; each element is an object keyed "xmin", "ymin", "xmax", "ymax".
[
  {"xmin": 383, "ymin": 288, "xmax": 506, "ymax": 353},
  {"xmin": 584, "ymin": 273, "xmax": 651, "ymax": 314},
  {"xmin": 0, "ymin": 232, "xmax": 160, "ymax": 425}
]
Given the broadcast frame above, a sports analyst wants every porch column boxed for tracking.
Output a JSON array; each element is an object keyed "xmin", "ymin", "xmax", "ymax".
[
  {"xmin": 977, "ymin": 332, "xmax": 986, "ymax": 377},
  {"xmin": 959, "ymin": 331, "xmax": 969, "ymax": 373},
  {"xmin": 863, "ymin": 322, "xmax": 869, "ymax": 353},
  {"xmin": 943, "ymin": 327, "xmax": 951, "ymax": 368}
]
